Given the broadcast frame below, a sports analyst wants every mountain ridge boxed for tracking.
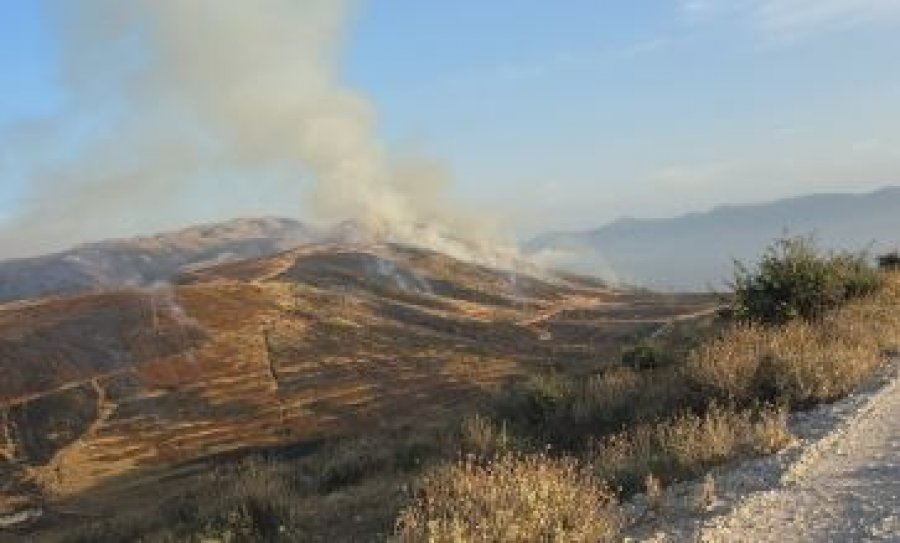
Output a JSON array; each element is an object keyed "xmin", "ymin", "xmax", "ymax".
[
  {"xmin": 528, "ymin": 186, "xmax": 900, "ymax": 290},
  {"xmin": 0, "ymin": 217, "xmax": 319, "ymax": 303}
]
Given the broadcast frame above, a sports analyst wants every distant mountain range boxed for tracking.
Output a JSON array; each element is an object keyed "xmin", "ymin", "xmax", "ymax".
[
  {"xmin": 3, "ymin": 187, "xmax": 898, "ymax": 300},
  {"xmin": 527, "ymin": 187, "xmax": 900, "ymax": 291},
  {"xmin": 0, "ymin": 217, "xmax": 319, "ymax": 303}
]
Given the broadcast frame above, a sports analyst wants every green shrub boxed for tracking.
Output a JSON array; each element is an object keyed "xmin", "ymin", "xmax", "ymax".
[
  {"xmin": 311, "ymin": 429, "xmax": 446, "ymax": 493},
  {"xmin": 731, "ymin": 235, "xmax": 881, "ymax": 324},
  {"xmin": 878, "ymin": 250, "xmax": 900, "ymax": 271},
  {"xmin": 621, "ymin": 340, "xmax": 675, "ymax": 370},
  {"xmin": 687, "ymin": 275, "xmax": 900, "ymax": 406},
  {"xmin": 61, "ymin": 518, "xmax": 150, "ymax": 543},
  {"xmin": 315, "ymin": 438, "xmax": 390, "ymax": 492},
  {"xmin": 490, "ymin": 368, "xmax": 692, "ymax": 451},
  {"xmin": 63, "ymin": 458, "xmax": 303, "ymax": 542}
]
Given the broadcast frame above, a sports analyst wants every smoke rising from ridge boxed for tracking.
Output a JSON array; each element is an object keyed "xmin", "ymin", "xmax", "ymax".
[{"xmin": 0, "ymin": 0, "xmax": 505, "ymax": 261}]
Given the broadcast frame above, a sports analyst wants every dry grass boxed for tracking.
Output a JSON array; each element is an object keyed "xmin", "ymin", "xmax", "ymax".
[
  {"xmin": 61, "ymin": 457, "xmax": 302, "ymax": 542},
  {"xmin": 685, "ymin": 324, "xmax": 770, "ymax": 402},
  {"xmin": 457, "ymin": 413, "xmax": 514, "ymax": 459},
  {"xmin": 393, "ymin": 454, "xmax": 621, "ymax": 543},
  {"xmin": 588, "ymin": 404, "xmax": 791, "ymax": 493},
  {"xmin": 55, "ymin": 263, "xmax": 900, "ymax": 541},
  {"xmin": 389, "ymin": 302, "xmax": 798, "ymax": 538},
  {"xmin": 491, "ymin": 366, "xmax": 692, "ymax": 451},
  {"xmin": 644, "ymin": 473, "xmax": 664, "ymax": 512},
  {"xmin": 390, "ymin": 399, "xmax": 790, "ymax": 542},
  {"xmin": 687, "ymin": 273, "xmax": 900, "ymax": 406}
]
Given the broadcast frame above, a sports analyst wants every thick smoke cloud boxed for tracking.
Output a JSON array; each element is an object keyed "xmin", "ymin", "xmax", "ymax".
[{"xmin": 0, "ymin": 0, "xmax": 504, "ymax": 261}]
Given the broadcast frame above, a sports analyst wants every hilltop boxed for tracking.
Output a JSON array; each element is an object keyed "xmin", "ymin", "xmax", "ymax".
[{"xmin": 0, "ymin": 217, "xmax": 318, "ymax": 303}]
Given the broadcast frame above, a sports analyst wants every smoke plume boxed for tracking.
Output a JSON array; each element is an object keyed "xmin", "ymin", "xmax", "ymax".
[{"xmin": 0, "ymin": 0, "xmax": 507, "ymax": 262}]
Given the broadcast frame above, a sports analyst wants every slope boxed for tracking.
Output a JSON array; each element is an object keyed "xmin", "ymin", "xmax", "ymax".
[
  {"xmin": 0, "ymin": 217, "xmax": 318, "ymax": 303},
  {"xmin": 0, "ymin": 242, "xmax": 717, "ymax": 517}
]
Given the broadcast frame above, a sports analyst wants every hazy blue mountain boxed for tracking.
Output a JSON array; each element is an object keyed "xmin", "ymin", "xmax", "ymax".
[{"xmin": 527, "ymin": 187, "xmax": 900, "ymax": 291}]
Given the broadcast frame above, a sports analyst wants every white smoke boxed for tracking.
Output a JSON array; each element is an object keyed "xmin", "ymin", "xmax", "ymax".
[
  {"xmin": 145, "ymin": 281, "xmax": 201, "ymax": 330},
  {"xmin": 0, "ymin": 0, "xmax": 510, "ymax": 264},
  {"xmin": 145, "ymin": 281, "xmax": 202, "ymax": 365},
  {"xmin": 370, "ymin": 256, "xmax": 433, "ymax": 295},
  {"xmin": 527, "ymin": 243, "xmax": 622, "ymax": 286}
]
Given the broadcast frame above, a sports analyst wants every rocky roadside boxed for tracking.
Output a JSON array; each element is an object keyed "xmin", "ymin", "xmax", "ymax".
[{"xmin": 622, "ymin": 356, "xmax": 900, "ymax": 542}]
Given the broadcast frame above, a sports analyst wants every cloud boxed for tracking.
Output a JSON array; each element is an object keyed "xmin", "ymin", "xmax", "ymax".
[
  {"xmin": 682, "ymin": 0, "xmax": 900, "ymax": 39},
  {"xmin": 758, "ymin": 0, "xmax": 900, "ymax": 38},
  {"xmin": 681, "ymin": 0, "xmax": 726, "ymax": 20},
  {"xmin": 492, "ymin": 37, "xmax": 667, "ymax": 83}
]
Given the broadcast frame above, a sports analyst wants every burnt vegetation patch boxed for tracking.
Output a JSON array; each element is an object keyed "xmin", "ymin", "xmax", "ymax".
[
  {"xmin": 8, "ymin": 384, "xmax": 99, "ymax": 466},
  {"xmin": 0, "ymin": 293, "xmax": 206, "ymax": 403}
]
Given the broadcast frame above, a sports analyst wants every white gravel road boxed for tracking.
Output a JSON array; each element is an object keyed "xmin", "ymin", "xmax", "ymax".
[
  {"xmin": 627, "ymin": 358, "xmax": 900, "ymax": 543},
  {"xmin": 700, "ymin": 358, "xmax": 900, "ymax": 542}
]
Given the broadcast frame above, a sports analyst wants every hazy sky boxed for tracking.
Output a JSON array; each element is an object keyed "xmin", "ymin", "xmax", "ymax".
[{"xmin": 1, "ymin": 0, "xmax": 899, "ymax": 249}]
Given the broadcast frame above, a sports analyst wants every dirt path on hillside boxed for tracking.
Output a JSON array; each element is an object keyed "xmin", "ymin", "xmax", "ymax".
[
  {"xmin": 517, "ymin": 294, "xmax": 601, "ymax": 327},
  {"xmin": 0, "ymin": 368, "xmax": 133, "ymax": 409},
  {"xmin": 697, "ymin": 360, "xmax": 900, "ymax": 542}
]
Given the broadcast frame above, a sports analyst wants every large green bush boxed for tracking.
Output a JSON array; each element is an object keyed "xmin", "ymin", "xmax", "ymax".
[{"xmin": 731, "ymin": 236, "xmax": 881, "ymax": 325}]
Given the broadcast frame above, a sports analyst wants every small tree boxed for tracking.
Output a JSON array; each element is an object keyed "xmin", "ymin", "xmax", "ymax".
[{"xmin": 731, "ymin": 235, "xmax": 881, "ymax": 325}]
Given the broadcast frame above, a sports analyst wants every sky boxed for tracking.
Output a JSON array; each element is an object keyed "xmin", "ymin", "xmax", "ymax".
[{"xmin": 1, "ymin": 0, "xmax": 899, "ymax": 250}]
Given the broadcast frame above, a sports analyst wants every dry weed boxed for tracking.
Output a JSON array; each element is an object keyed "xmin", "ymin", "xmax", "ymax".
[
  {"xmin": 590, "ymin": 405, "xmax": 791, "ymax": 494},
  {"xmin": 393, "ymin": 454, "xmax": 621, "ymax": 542},
  {"xmin": 696, "ymin": 474, "xmax": 716, "ymax": 512},
  {"xmin": 458, "ymin": 413, "xmax": 512, "ymax": 458},
  {"xmin": 687, "ymin": 274, "xmax": 900, "ymax": 406},
  {"xmin": 644, "ymin": 474, "xmax": 665, "ymax": 513}
]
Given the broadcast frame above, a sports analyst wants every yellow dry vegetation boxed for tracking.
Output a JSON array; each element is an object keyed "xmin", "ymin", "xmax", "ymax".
[
  {"xmin": 589, "ymin": 404, "xmax": 791, "ymax": 491},
  {"xmin": 393, "ymin": 272, "xmax": 899, "ymax": 541},
  {"xmin": 688, "ymin": 272, "xmax": 900, "ymax": 405},
  {"xmin": 393, "ymin": 454, "xmax": 621, "ymax": 543}
]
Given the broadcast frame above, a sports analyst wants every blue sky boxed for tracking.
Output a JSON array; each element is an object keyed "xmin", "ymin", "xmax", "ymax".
[{"xmin": 2, "ymin": 0, "xmax": 899, "ymax": 242}]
